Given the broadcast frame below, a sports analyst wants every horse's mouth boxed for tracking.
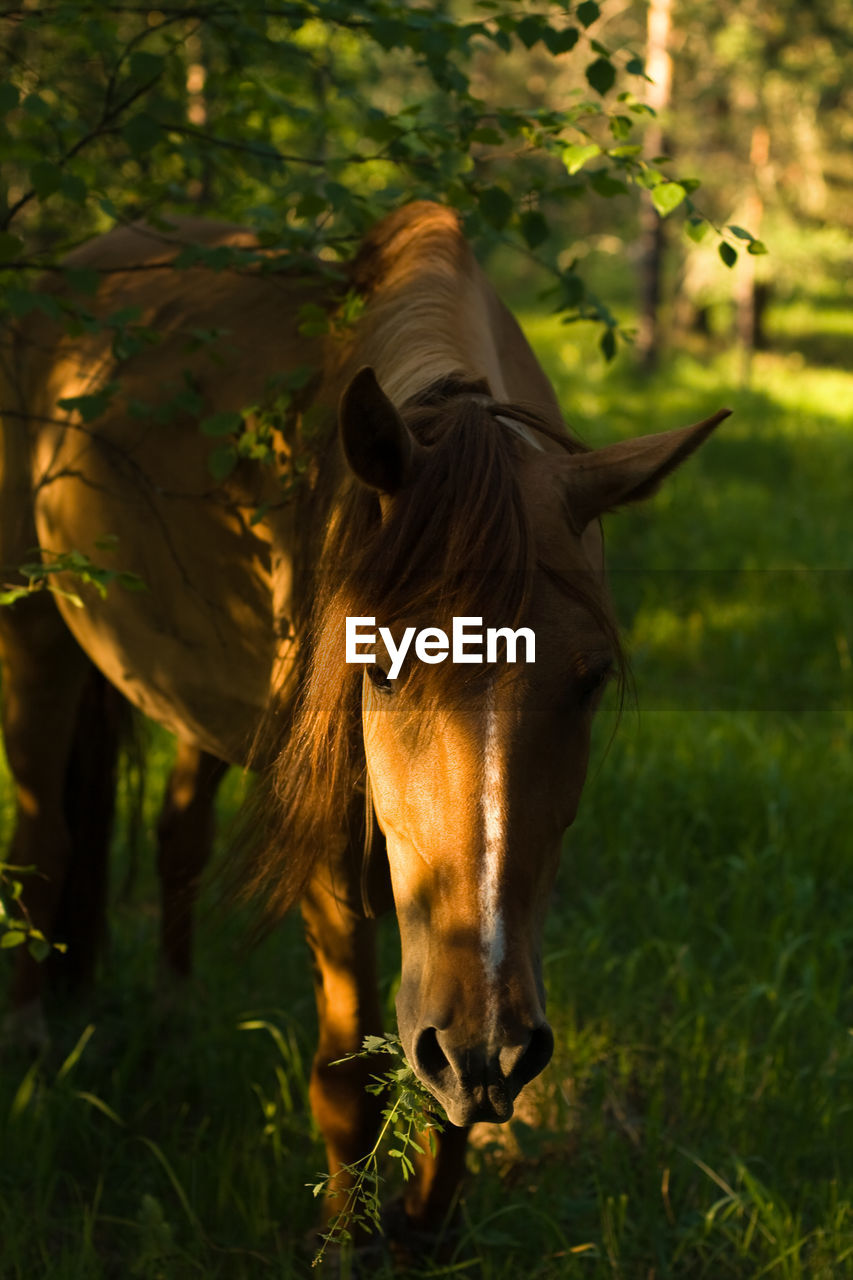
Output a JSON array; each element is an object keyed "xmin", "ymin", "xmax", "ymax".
[{"xmin": 423, "ymin": 1075, "xmax": 517, "ymax": 1127}]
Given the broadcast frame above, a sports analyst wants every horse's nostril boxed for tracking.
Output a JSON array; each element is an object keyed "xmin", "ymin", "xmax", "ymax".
[
  {"xmin": 414, "ymin": 1026, "xmax": 449, "ymax": 1082},
  {"xmin": 514, "ymin": 1022, "xmax": 554, "ymax": 1088}
]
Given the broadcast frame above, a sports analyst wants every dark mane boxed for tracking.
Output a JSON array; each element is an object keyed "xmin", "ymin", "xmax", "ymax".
[{"xmin": 235, "ymin": 377, "xmax": 623, "ymax": 926}]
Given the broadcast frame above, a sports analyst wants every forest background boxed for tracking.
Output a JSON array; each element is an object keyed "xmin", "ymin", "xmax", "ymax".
[{"xmin": 0, "ymin": 2, "xmax": 851, "ymax": 1276}]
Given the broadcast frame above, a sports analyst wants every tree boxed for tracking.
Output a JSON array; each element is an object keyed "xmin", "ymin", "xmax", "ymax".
[{"xmin": 0, "ymin": 2, "xmax": 741, "ymax": 349}]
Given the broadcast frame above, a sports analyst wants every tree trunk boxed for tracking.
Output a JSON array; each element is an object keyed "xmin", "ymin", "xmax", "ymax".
[
  {"xmin": 186, "ymin": 26, "xmax": 213, "ymax": 206},
  {"xmin": 636, "ymin": 0, "xmax": 674, "ymax": 371},
  {"xmin": 735, "ymin": 123, "xmax": 770, "ymax": 383}
]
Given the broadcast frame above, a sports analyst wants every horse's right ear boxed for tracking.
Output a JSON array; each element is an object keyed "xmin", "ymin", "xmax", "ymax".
[
  {"xmin": 562, "ymin": 408, "xmax": 731, "ymax": 528},
  {"xmin": 339, "ymin": 366, "xmax": 425, "ymax": 494}
]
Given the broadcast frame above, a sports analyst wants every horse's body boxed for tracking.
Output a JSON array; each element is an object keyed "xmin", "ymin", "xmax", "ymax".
[{"xmin": 0, "ymin": 202, "xmax": 726, "ymax": 1230}]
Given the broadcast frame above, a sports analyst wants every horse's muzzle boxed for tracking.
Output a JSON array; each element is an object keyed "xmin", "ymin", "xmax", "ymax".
[{"xmin": 411, "ymin": 1021, "xmax": 554, "ymax": 1126}]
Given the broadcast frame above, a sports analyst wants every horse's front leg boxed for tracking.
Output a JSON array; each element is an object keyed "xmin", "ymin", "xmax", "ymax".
[
  {"xmin": 300, "ymin": 864, "xmax": 385, "ymax": 1218},
  {"xmin": 403, "ymin": 1123, "xmax": 470, "ymax": 1232},
  {"xmin": 301, "ymin": 856, "xmax": 472, "ymax": 1241}
]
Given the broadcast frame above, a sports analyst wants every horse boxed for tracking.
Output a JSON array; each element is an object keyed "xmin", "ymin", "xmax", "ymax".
[{"xmin": 0, "ymin": 201, "xmax": 728, "ymax": 1231}]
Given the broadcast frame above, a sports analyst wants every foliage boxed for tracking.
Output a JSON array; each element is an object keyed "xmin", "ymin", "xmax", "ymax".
[
  {"xmin": 309, "ymin": 1032, "xmax": 445, "ymax": 1269},
  {"xmin": 0, "ymin": 541, "xmax": 147, "ymax": 609},
  {"xmin": 0, "ymin": 0, "xmax": 737, "ymax": 361},
  {"xmin": 0, "ymin": 861, "xmax": 64, "ymax": 962}
]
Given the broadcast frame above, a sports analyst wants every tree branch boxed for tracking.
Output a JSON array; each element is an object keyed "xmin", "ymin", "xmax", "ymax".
[{"xmin": 1, "ymin": 74, "xmax": 163, "ymax": 230}]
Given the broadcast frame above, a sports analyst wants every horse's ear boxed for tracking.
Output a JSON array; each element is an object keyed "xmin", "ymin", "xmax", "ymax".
[
  {"xmin": 339, "ymin": 366, "xmax": 424, "ymax": 494},
  {"xmin": 563, "ymin": 408, "xmax": 731, "ymax": 527}
]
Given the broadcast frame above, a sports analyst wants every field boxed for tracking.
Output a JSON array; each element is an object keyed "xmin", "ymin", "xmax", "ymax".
[{"xmin": 1, "ymin": 248, "xmax": 851, "ymax": 1278}]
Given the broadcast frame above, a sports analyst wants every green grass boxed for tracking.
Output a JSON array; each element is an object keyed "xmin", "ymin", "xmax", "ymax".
[{"xmin": 2, "ymin": 265, "xmax": 852, "ymax": 1276}]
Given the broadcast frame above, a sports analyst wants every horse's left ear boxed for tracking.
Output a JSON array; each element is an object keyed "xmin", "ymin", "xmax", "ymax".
[
  {"xmin": 339, "ymin": 366, "xmax": 425, "ymax": 494},
  {"xmin": 563, "ymin": 408, "xmax": 731, "ymax": 528}
]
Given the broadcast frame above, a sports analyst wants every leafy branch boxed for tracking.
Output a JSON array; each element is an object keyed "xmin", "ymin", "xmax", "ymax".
[
  {"xmin": 309, "ymin": 1033, "xmax": 445, "ymax": 1269},
  {"xmin": 0, "ymin": 863, "xmax": 65, "ymax": 961},
  {"xmin": 0, "ymin": 541, "xmax": 146, "ymax": 609}
]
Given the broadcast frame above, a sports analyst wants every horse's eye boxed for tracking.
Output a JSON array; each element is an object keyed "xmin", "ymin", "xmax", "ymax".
[
  {"xmin": 367, "ymin": 663, "xmax": 392, "ymax": 692},
  {"xmin": 578, "ymin": 660, "xmax": 614, "ymax": 704}
]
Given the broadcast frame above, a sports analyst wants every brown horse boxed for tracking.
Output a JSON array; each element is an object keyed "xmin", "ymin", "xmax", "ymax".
[{"xmin": 0, "ymin": 202, "xmax": 728, "ymax": 1229}]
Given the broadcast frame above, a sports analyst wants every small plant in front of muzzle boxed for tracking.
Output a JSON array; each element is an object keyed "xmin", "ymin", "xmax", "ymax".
[{"xmin": 309, "ymin": 1032, "xmax": 446, "ymax": 1268}]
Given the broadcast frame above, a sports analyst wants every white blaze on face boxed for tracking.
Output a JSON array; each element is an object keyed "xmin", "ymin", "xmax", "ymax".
[{"xmin": 481, "ymin": 683, "xmax": 507, "ymax": 1022}]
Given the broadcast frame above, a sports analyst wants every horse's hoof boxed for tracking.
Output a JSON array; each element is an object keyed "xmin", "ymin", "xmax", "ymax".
[{"xmin": 381, "ymin": 1195, "xmax": 461, "ymax": 1268}]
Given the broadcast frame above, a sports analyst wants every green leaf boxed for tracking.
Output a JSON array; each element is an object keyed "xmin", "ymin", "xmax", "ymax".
[
  {"xmin": 58, "ymin": 384, "xmax": 119, "ymax": 422},
  {"xmin": 478, "ymin": 185, "xmax": 513, "ymax": 229},
  {"xmin": 625, "ymin": 56, "xmax": 646, "ymax": 76},
  {"xmin": 297, "ymin": 302, "xmax": 329, "ymax": 337},
  {"xmin": 577, "ymin": 0, "xmax": 600, "ymax": 27},
  {"xmin": 585, "ymin": 57, "xmax": 616, "ymax": 96},
  {"xmin": 600, "ymin": 328, "xmax": 617, "ymax": 361},
  {"xmin": 0, "ymin": 82, "xmax": 20, "ymax": 114},
  {"xmin": 471, "ymin": 126, "xmax": 503, "ymax": 145},
  {"xmin": 60, "ymin": 173, "xmax": 88, "ymax": 205},
  {"xmin": 22, "ymin": 93, "xmax": 50, "ymax": 119},
  {"xmin": 122, "ymin": 113, "xmax": 162, "ymax": 155},
  {"xmin": 1, "ymin": 930, "xmax": 27, "ymax": 949},
  {"xmin": 685, "ymin": 217, "xmax": 708, "ymax": 243},
  {"xmin": 563, "ymin": 142, "xmax": 600, "ymax": 174},
  {"xmin": 74, "ymin": 1090, "xmax": 125, "ymax": 1127},
  {"xmin": 728, "ymin": 225, "xmax": 753, "ymax": 241},
  {"xmin": 719, "ymin": 243, "xmax": 738, "ymax": 268},
  {"xmin": 0, "ymin": 232, "xmax": 24, "ymax": 263},
  {"xmin": 371, "ymin": 18, "xmax": 406, "ymax": 50},
  {"xmin": 747, "ymin": 239, "xmax": 768, "ymax": 255},
  {"xmin": 609, "ymin": 116, "xmax": 633, "ymax": 141},
  {"xmin": 129, "ymin": 51, "xmax": 165, "ymax": 81},
  {"xmin": 651, "ymin": 182, "xmax": 687, "ymax": 217},
  {"xmin": 0, "ymin": 587, "xmax": 31, "ymax": 606},
  {"xmin": 296, "ymin": 192, "xmax": 326, "ymax": 219},
  {"xmin": 590, "ymin": 172, "xmax": 628, "ymax": 197},
  {"xmin": 515, "ymin": 15, "xmax": 546, "ymax": 48},
  {"xmin": 64, "ymin": 266, "xmax": 100, "ymax": 295},
  {"xmin": 520, "ymin": 209, "xmax": 548, "ymax": 249},
  {"xmin": 28, "ymin": 936, "xmax": 51, "ymax": 963},
  {"xmin": 208, "ymin": 443, "xmax": 238, "ymax": 482},
  {"xmin": 543, "ymin": 25, "xmax": 578, "ymax": 54},
  {"xmin": 29, "ymin": 160, "xmax": 62, "ymax": 199},
  {"xmin": 635, "ymin": 167, "xmax": 663, "ymax": 191},
  {"xmin": 560, "ymin": 272, "xmax": 585, "ymax": 308},
  {"xmin": 200, "ymin": 410, "xmax": 243, "ymax": 437}
]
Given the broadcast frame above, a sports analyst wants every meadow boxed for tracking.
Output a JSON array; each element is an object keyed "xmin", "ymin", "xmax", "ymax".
[{"xmin": 1, "ymin": 241, "xmax": 851, "ymax": 1278}]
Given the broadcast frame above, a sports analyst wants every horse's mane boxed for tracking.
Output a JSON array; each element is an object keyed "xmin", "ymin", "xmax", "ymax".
[{"xmin": 234, "ymin": 374, "xmax": 624, "ymax": 927}]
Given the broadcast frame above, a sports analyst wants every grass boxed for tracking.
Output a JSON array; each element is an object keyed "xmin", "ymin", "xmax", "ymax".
[{"xmin": 1, "ymin": 244, "xmax": 852, "ymax": 1277}]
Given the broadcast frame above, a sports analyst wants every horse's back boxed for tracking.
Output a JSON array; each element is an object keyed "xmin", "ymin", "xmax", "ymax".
[
  {"xmin": 5, "ymin": 218, "xmax": 334, "ymax": 763},
  {"xmin": 2, "ymin": 203, "xmax": 566, "ymax": 761},
  {"xmin": 63, "ymin": 216, "xmax": 257, "ymax": 270}
]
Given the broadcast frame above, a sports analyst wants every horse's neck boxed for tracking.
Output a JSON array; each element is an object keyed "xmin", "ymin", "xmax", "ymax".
[{"xmin": 349, "ymin": 213, "xmax": 509, "ymax": 407}]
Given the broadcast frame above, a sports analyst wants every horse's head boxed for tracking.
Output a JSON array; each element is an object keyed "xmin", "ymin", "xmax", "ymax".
[{"xmin": 337, "ymin": 367, "xmax": 727, "ymax": 1126}]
